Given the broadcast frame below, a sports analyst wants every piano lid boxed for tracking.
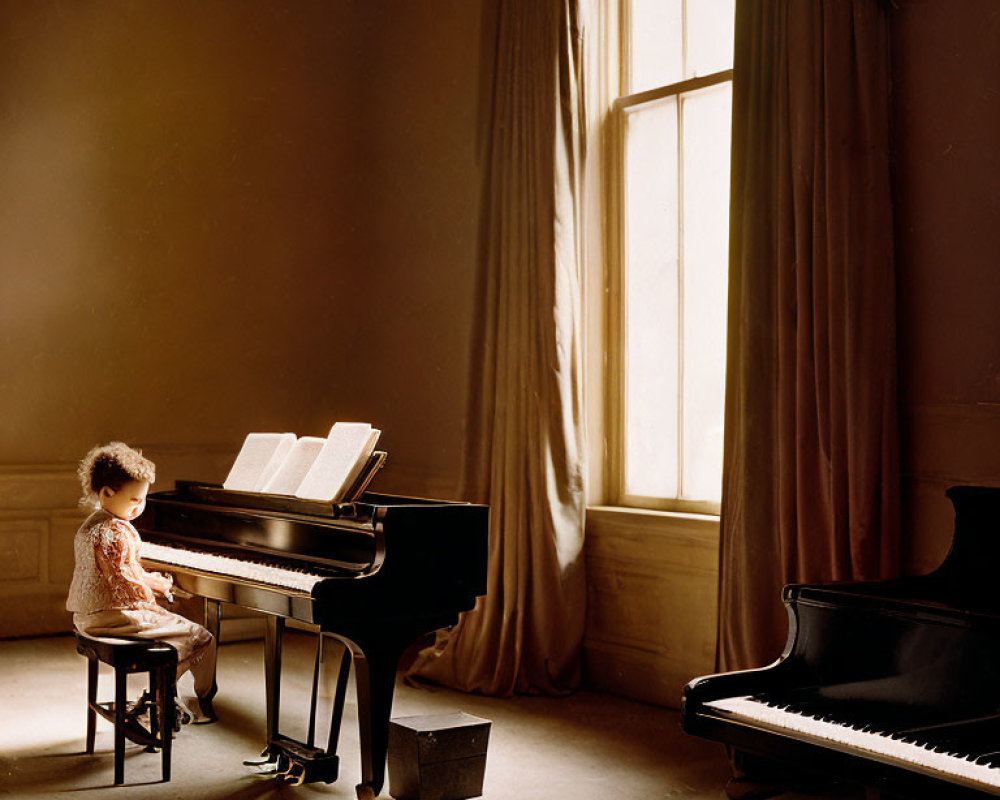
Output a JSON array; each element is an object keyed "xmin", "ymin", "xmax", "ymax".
[
  {"xmin": 177, "ymin": 481, "xmax": 362, "ymax": 519},
  {"xmin": 171, "ymin": 480, "xmax": 461, "ymax": 520}
]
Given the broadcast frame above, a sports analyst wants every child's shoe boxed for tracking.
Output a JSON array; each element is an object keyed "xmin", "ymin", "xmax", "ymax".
[
  {"xmin": 192, "ymin": 694, "xmax": 218, "ymax": 725},
  {"xmin": 173, "ymin": 696, "xmax": 194, "ymax": 731}
]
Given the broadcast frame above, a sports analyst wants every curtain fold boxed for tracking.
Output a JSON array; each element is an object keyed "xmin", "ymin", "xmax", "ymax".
[
  {"xmin": 407, "ymin": 0, "xmax": 588, "ymax": 696},
  {"xmin": 718, "ymin": 0, "xmax": 900, "ymax": 672}
]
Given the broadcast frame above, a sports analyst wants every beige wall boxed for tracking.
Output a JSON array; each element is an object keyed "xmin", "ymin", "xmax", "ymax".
[
  {"xmin": 6, "ymin": 0, "xmax": 989, "ymax": 714},
  {"xmin": 0, "ymin": 0, "xmax": 488, "ymax": 635},
  {"xmin": 892, "ymin": 0, "xmax": 1000, "ymax": 573}
]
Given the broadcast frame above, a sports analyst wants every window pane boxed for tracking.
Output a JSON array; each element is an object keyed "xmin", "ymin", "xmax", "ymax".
[
  {"xmin": 623, "ymin": 98, "xmax": 679, "ymax": 498},
  {"xmin": 680, "ymin": 82, "xmax": 731, "ymax": 501},
  {"xmin": 685, "ymin": 0, "xmax": 736, "ymax": 78},
  {"xmin": 629, "ymin": 0, "xmax": 682, "ymax": 93}
]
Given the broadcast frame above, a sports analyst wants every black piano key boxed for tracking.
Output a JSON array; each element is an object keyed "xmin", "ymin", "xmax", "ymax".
[{"xmin": 898, "ymin": 713, "xmax": 1000, "ymax": 762}]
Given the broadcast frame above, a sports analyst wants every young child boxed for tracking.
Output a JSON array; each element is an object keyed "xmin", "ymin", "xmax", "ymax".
[{"xmin": 66, "ymin": 442, "xmax": 217, "ymax": 723}]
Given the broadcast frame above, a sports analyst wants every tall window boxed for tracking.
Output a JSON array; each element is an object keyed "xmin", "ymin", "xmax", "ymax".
[{"xmin": 609, "ymin": 0, "xmax": 734, "ymax": 513}]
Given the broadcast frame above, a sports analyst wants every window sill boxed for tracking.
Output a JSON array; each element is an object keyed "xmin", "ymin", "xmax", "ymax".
[
  {"xmin": 587, "ymin": 504, "xmax": 719, "ymax": 522},
  {"xmin": 585, "ymin": 504, "xmax": 720, "ymax": 550}
]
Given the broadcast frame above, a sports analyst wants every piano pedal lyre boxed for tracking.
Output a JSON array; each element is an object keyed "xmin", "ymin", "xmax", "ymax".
[{"xmin": 251, "ymin": 736, "xmax": 340, "ymax": 784}]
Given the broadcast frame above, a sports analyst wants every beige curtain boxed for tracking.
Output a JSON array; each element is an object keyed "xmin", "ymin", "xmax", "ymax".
[
  {"xmin": 718, "ymin": 0, "xmax": 900, "ymax": 672},
  {"xmin": 407, "ymin": 0, "xmax": 588, "ymax": 696}
]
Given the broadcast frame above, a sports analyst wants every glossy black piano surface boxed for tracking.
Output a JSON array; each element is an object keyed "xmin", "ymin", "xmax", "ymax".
[
  {"xmin": 135, "ymin": 481, "xmax": 488, "ymax": 799},
  {"xmin": 683, "ymin": 486, "xmax": 1000, "ymax": 799}
]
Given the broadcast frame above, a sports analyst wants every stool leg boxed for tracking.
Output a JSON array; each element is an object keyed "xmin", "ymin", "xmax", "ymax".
[
  {"xmin": 146, "ymin": 670, "xmax": 159, "ymax": 753},
  {"xmin": 114, "ymin": 668, "xmax": 126, "ymax": 785},
  {"xmin": 86, "ymin": 657, "xmax": 98, "ymax": 754},
  {"xmin": 159, "ymin": 663, "xmax": 175, "ymax": 782}
]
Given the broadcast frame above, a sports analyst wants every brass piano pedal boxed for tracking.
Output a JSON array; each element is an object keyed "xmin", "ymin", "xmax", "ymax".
[
  {"xmin": 274, "ymin": 759, "xmax": 292, "ymax": 776},
  {"xmin": 283, "ymin": 762, "xmax": 306, "ymax": 786},
  {"xmin": 249, "ymin": 763, "xmax": 283, "ymax": 776},
  {"xmin": 252, "ymin": 754, "xmax": 291, "ymax": 778},
  {"xmin": 243, "ymin": 747, "xmax": 278, "ymax": 769}
]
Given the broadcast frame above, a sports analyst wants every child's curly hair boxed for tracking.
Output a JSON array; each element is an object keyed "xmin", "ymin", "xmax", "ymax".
[{"xmin": 78, "ymin": 442, "xmax": 156, "ymax": 508}]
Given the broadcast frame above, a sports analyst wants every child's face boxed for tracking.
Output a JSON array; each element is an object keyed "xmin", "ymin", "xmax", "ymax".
[{"xmin": 99, "ymin": 479, "xmax": 150, "ymax": 521}]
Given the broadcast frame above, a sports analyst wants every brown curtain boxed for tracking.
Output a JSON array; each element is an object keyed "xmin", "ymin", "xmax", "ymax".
[
  {"xmin": 407, "ymin": 0, "xmax": 588, "ymax": 696},
  {"xmin": 718, "ymin": 0, "xmax": 900, "ymax": 672}
]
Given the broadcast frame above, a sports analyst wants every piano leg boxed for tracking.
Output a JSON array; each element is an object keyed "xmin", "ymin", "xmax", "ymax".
[
  {"xmin": 264, "ymin": 615, "xmax": 284, "ymax": 745},
  {"xmin": 325, "ymin": 641, "xmax": 353, "ymax": 756},
  {"xmin": 307, "ymin": 635, "xmax": 323, "ymax": 748},
  {"xmin": 346, "ymin": 629, "xmax": 423, "ymax": 800},
  {"xmin": 202, "ymin": 598, "xmax": 221, "ymax": 706},
  {"xmin": 204, "ymin": 598, "xmax": 221, "ymax": 646}
]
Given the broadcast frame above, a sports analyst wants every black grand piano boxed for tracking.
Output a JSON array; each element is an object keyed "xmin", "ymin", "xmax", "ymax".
[
  {"xmin": 683, "ymin": 486, "xmax": 1000, "ymax": 799},
  {"xmin": 134, "ymin": 481, "xmax": 488, "ymax": 799}
]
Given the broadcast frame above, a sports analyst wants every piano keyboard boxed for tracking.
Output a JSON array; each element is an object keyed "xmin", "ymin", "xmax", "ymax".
[
  {"xmin": 141, "ymin": 541, "xmax": 326, "ymax": 595},
  {"xmin": 705, "ymin": 696, "xmax": 1000, "ymax": 794}
]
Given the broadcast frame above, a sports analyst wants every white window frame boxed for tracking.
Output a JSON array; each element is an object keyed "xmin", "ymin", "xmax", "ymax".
[{"xmin": 603, "ymin": 0, "xmax": 732, "ymax": 516}]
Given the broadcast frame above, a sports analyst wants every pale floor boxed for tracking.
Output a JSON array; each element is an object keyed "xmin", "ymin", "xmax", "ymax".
[{"xmin": 0, "ymin": 633, "xmax": 856, "ymax": 800}]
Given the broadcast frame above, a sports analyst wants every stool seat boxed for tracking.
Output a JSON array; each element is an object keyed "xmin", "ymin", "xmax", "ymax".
[
  {"xmin": 75, "ymin": 630, "xmax": 178, "ymax": 785},
  {"xmin": 76, "ymin": 632, "xmax": 177, "ymax": 670}
]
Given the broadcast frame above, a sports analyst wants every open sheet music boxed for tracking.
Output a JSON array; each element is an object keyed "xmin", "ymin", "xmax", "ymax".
[
  {"xmin": 223, "ymin": 424, "xmax": 383, "ymax": 503},
  {"xmin": 223, "ymin": 433, "xmax": 296, "ymax": 492},
  {"xmin": 261, "ymin": 436, "xmax": 326, "ymax": 495}
]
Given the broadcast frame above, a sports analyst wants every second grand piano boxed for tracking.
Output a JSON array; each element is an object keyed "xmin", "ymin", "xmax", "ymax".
[
  {"xmin": 134, "ymin": 481, "xmax": 488, "ymax": 799},
  {"xmin": 683, "ymin": 486, "xmax": 1000, "ymax": 799}
]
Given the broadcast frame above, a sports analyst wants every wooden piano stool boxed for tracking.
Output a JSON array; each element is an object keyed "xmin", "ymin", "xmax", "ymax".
[{"xmin": 74, "ymin": 631, "xmax": 177, "ymax": 786}]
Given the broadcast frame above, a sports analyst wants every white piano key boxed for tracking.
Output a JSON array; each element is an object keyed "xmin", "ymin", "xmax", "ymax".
[
  {"xmin": 705, "ymin": 696, "xmax": 1000, "ymax": 792},
  {"xmin": 141, "ymin": 541, "xmax": 326, "ymax": 594}
]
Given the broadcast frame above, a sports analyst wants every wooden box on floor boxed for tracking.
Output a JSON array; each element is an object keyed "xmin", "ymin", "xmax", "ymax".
[{"xmin": 387, "ymin": 712, "xmax": 490, "ymax": 800}]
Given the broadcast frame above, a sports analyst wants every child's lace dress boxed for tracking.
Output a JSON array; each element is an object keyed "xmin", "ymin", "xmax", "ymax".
[{"xmin": 67, "ymin": 509, "xmax": 212, "ymax": 677}]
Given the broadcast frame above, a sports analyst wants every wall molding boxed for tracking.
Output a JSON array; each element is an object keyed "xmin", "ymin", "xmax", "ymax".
[
  {"xmin": 0, "ymin": 465, "xmax": 81, "ymax": 511},
  {"xmin": 0, "ymin": 448, "xmax": 232, "ymax": 638},
  {"xmin": 0, "ymin": 518, "xmax": 47, "ymax": 589}
]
